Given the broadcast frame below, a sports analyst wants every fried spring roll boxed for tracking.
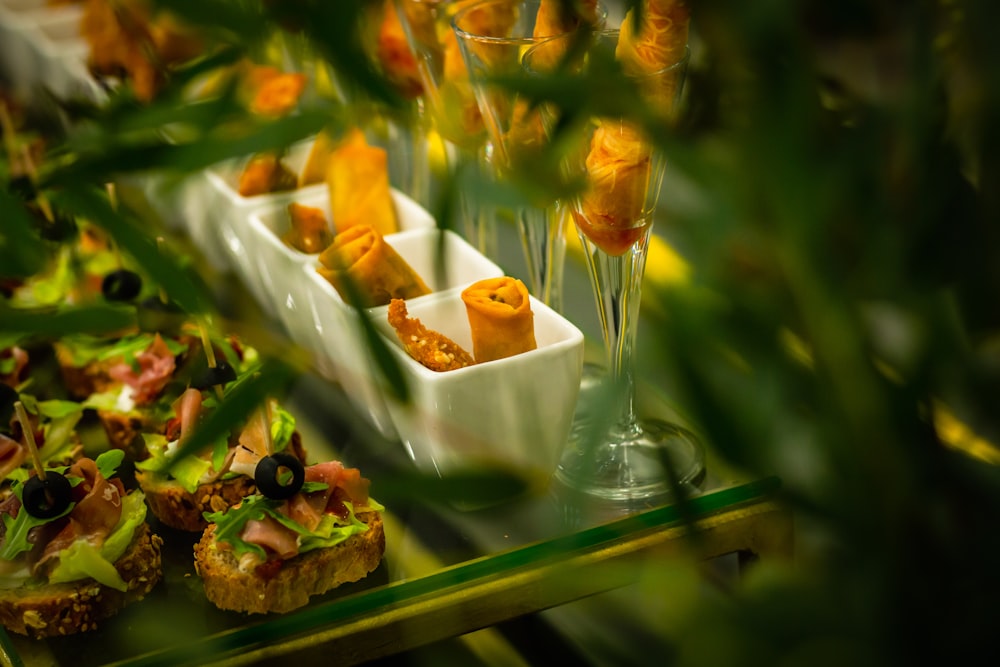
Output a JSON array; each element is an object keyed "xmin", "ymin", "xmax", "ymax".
[
  {"xmin": 461, "ymin": 277, "xmax": 537, "ymax": 363},
  {"xmin": 577, "ymin": 0, "xmax": 689, "ymax": 255},
  {"xmin": 282, "ymin": 202, "xmax": 333, "ymax": 254},
  {"xmin": 317, "ymin": 225, "xmax": 430, "ymax": 307},
  {"xmin": 298, "ymin": 130, "xmax": 337, "ymax": 188},
  {"xmin": 326, "ymin": 129, "xmax": 399, "ymax": 236},
  {"xmin": 616, "ymin": 0, "xmax": 690, "ymax": 108},
  {"xmin": 530, "ymin": 0, "xmax": 601, "ymax": 69}
]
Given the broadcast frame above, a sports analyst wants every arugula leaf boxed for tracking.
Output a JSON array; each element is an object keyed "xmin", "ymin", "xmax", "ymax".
[
  {"xmin": 271, "ymin": 402, "xmax": 296, "ymax": 452},
  {"xmin": 203, "ymin": 495, "xmax": 274, "ymax": 559},
  {"xmin": 0, "ymin": 482, "xmax": 75, "ymax": 560},
  {"xmin": 94, "ymin": 449, "xmax": 125, "ymax": 480}
]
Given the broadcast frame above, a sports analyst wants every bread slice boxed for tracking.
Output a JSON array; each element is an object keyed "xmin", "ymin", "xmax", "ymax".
[
  {"xmin": 136, "ymin": 432, "xmax": 309, "ymax": 532},
  {"xmin": 97, "ymin": 409, "xmax": 156, "ymax": 460},
  {"xmin": 193, "ymin": 510, "xmax": 385, "ymax": 614},
  {"xmin": 136, "ymin": 473, "xmax": 258, "ymax": 532},
  {"xmin": 0, "ymin": 523, "xmax": 163, "ymax": 638}
]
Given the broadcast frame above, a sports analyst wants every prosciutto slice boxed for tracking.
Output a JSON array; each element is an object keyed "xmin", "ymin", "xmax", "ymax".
[
  {"xmin": 109, "ymin": 334, "xmax": 177, "ymax": 405},
  {"xmin": 0, "ymin": 433, "xmax": 27, "ymax": 481},
  {"xmin": 33, "ymin": 458, "xmax": 124, "ymax": 575}
]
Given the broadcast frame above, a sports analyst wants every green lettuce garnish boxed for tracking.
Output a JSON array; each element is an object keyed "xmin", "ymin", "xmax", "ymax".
[
  {"xmin": 2, "ymin": 396, "xmax": 86, "ymax": 485},
  {"xmin": 48, "ymin": 490, "xmax": 147, "ymax": 592},
  {"xmin": 271, "ymin": 403, "xmax": 296, "ymax": 452},
  {"xmin": 203, "ymin": 494, "xmax": 370, "ymax": 561},
  {"xmin": 136, "ymin": 432, "xmax": 219, "ymax": 494},
  {"xmin": 0, "ymin": 450, "xmax": 125, "ymax": 562},
  {"xmin": 57, "ymin": 332, "xmax": 188, "ymax": 368}
]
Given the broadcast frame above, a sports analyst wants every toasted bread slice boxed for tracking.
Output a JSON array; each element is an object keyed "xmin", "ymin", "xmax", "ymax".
[
  {"xmin": 0, "ymin": 523, "xmax": 163, "ymax": 639},
  {"xmin": 194, "ymin": 510, "xmax": 384, "ymax": 614},
  {"xmin": 136, "ymin": 432, "xmax": 308, "ymax": 532},
  {"xmin": 137, "ymin": 473, "xmax": 258, "ymax": 532}
]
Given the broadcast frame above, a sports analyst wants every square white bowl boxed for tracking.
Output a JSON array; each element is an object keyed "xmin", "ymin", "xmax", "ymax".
[
  {"xmin": 240, "ymin": 185, "xmax": 437, "ymax": 325},
  {"xmin": 300, "ymin": 227, "xmax": 506, "ymax": 439},
  {"xmin": 370, "ymin": 290, "xmax": 585, "ymax": 480}
]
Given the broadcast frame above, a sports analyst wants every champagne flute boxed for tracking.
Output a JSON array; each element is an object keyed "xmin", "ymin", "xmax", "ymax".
[
  {"xmin": 451, "ymin": 0, "xmax": 606, "ymax": 313},
  {"xmin": 523, "ymin": 25, "xmax": 705, "ymax": 505},
  {"xmin": 391, "ymin": 0, "xmax": 499, "ymax": 258}
]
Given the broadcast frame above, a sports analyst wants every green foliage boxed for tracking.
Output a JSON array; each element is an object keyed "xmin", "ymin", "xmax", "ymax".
[{"xmin": 3, "ymin": 0, "xmax": 1000, "ymax": 664}]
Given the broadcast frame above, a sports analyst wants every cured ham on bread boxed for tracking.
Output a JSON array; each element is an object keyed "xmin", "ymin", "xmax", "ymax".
[
  {"xmin": 194, "ymin": 459, "xmax": 384, "ymax": 614},
  {"xmin": 0, "ymin": 450, "xmax": 163, "ymax": 638},
  {"xmin": 134, "ymin": 390, "xmax": 308, "ymax": 532}
]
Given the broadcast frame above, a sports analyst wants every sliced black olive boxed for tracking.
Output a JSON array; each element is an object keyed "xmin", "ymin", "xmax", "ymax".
[
  {"xmin": 0, "ymin": 384, "xmax": 17, "ymax": 433},
  {"xmin": 22, "ymin": 470, "xmax": 73, "ymax": 519},
  {"xmin": 254, "ymin": 453, "xmax": 305, "ymax": 500},
  {"xmin": 192, "ymin": 361, "xmax": 237, "ymax": 391},
  {"xmin": 102, "ymin": 268, "xmax": 143, "ymax": 302}
]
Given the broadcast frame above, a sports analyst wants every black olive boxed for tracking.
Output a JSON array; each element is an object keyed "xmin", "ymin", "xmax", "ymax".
[
  {"xmin": 254, "ymin": 453, "xmax": 305, "ymax": 500},
  {"xmin": 192, "ymin": 361, "xmax": 237, "ymax": 390},
  {"xmin": 0, "ymin": 384, "xmax": 17, "ymax": 433},
  {"xmin": 102, "ymin": 268, "xmax": 143, "ymax": 302},
  {"xmin": 22, "ymin": 470, "xmax": 73, "ymax": 519}
]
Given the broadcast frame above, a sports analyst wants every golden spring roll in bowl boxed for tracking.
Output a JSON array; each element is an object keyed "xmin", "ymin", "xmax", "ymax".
[
  {"xmin": 461, "ymin": 277, "xmax": 537, "ymax": 363},
  {"xmin": 317, "ymin": 224, "xmax": 431, "ymax": 307}
]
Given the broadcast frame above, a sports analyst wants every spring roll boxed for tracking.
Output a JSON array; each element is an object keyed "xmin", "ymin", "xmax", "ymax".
[
  {"xmin": 616, "ymin": 0, "xmax": 689, "ymax": 108},
  {"xmin": 282, "ymin": 202, "xmax": 333, "ymax": 254},
  {"xmin": 326, "ymin": 128, "xmax": 399, "ymax": 236},
  {"xmin": 530, "ymin": 0, "xmax": 601, "ymax": 68},
  {"xmin": 461, "ymin": 277, "xmax": 537, "ymax": 363},
  {"xmin": 577, "ymin": 0, "xmax": 689, "ymax": 255},
  {"xmin": 317, "ymin": 224, "xmax": 430, "ymax": 307},
  {"xmin": 376, "ymin": 0, "xmax": 424, "ymax": 98},
  {"xmin": 298, "ymin": 130, "xmax": 337, "ymax": 188}
]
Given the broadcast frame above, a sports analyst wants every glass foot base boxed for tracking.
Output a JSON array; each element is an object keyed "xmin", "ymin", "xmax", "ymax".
[{"xmin": 555, "ymin": 418, "xmax": 706, "ymax": 507}]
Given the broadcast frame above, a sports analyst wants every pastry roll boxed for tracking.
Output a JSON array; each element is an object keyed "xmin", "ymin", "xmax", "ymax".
[
  {"xmin": 576, "ymin": 0, "xmax": 689, "ymax": 255},
  {"xmin": 317, "ymin": 225, "xmax": 430, "ymax": 307},
  {"xmin": 238, "ymin": 152, "xmax": 296, "ymax": 197},
  {"xmin": 461, "ymin": 277, "xmax": 537, "ymax": 363},
  {"xmin": 282, "ymin": 202, "xmax": 333, "ymax": 254},
  {"xmin": 298, "ymin": 130, "xmax": 336, "ymax": 188},
  {"xmin": 326, "ymin": 129, "xmax": 399, "ymax": 236},
  {"xmin": 578, "ymin": 122, "xmax": 653, "ymax": 255},
  {"xmin": 616, "ymin": 0, "xmax": 690, "ymax": 109},
  {"xmin": 376, "ymin": 0, "xmax": 425, "ymax": 99},
  {"xmin": 530, "ymin": 0, "xmax": 601, "ymax": 69}
]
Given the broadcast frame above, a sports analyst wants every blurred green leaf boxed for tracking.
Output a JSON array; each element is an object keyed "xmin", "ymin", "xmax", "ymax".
[
  {"xmin": 161, "ymin": 356, "xmax": 297, "ymax": 472},
  {"xmin": 0, "ymin": 303, "xmax": 136, "ymax": 337},
  {"xmin": 0, "ymin": 192, "xmax": 47, "ymax": 279},
  {"xmin": 49, "ymin": 187, "xmax": 213, "ymax": 315}
]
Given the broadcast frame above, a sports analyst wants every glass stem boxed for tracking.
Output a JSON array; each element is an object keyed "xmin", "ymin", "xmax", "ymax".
[
  {"xmin": 517, "ymin": 202, "xmax": 566, "ymax": 313},
  {"xmin": 579, "ymin": 224, "xmax": 653, "ymax": 441}
]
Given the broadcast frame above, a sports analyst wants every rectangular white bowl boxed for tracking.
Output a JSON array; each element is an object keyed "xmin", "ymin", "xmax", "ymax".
[
  {"xmin": 299, "ymin": 227, "xmax": 505, "ymax": 439},
  {"xmin": 371, "ymin": 289, "xmax": 585, "ymax": 479},
  {"xmin": 239, "ymin": 185, "xmax": 437, "ymax": 322}
]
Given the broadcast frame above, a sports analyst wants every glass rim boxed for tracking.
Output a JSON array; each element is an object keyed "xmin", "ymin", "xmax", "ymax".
[
  {"xmin": 451, "ymin": 0, "xmax": 609, "ymax": 46},
  {"xmin": 522, "ymin": 28, "xmax": 690, "ymax": 79}
]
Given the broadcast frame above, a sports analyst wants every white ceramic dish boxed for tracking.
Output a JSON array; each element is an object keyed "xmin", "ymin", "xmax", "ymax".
[
  {"xmin": 300, "ymin": 226, "xmax": 505, "ymax": 439},
  {"xmin": 241, "ymin": 186, "xmax": 437, "ymax": 327},
  {"xmin": 371, "ymin": 289, "xmax": 585, "ymax": 480}
]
